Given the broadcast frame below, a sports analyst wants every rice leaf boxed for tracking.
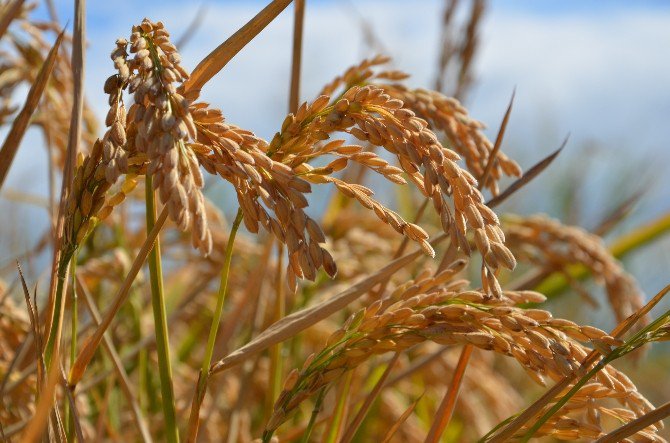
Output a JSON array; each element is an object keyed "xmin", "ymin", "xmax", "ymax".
[
  {"xmin": 183, "ymin": 0, "xmax": 292, "ymax": 95},
  {"xmin": 0, "ymin": 29, "xmax": 64, "ymax": 189}
]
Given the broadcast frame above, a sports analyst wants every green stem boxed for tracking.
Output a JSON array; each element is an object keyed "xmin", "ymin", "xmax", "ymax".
[
  {"xmin": 298, "ymin": 387, "xmax": 327, "ymax": 443},
  {"xmin": 66, "ymin": 253, "xmax": 78, "ymax": 441},
  {"xmin": 145, "ymin": 174, "xmax": 179, "ymax": 443},
  {"xmin": 267, "ymin": 242, "xmax": 285, "ymax": 416},
  {"xmin": 325, "ymin": 371, "xmax": 353, "ymax": 443},
  {"xmin": 186, "ymin": 208, "xmax": 243, "ymax": 442},
  {"xmin": 520, "ymin": 358, "xmax": 611, "ymax": 442},
  {"xmin": 70, "ymin": 254, "xmax": 78, "ymax": 369},
  {"xmin": 202, "ymin": 209, "xmax": 243, "ymax": 377},
  {"xmin": 44, "ymin": 257, "xmax": 71, "ymax": 368}
]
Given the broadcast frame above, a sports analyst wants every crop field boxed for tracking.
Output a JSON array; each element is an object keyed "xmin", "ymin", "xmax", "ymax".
[{"xmin": 1, "ymin": 1, "xmax": 669, "ymax": 442}]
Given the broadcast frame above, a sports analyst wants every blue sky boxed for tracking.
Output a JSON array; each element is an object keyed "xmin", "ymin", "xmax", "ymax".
[
  {"xmin": 13, "ymin": 1, "xmax": 670, "ymax": 217},
  {"xmin": 4, "ymin": 1, "xmax": 670, "ymax": 310}
]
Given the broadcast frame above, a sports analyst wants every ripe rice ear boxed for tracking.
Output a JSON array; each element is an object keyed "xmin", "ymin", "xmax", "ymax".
[{"xmin": 505, "ymin": 214, "xmax": 645, "ymax": 323}]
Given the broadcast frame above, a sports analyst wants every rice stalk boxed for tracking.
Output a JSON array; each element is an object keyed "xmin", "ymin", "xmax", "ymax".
[
  {"xmin": 424, "ymin": 344, "xmax": 473, "ymax": 442},
  {"xmin": 145, "ymin": 174, "xmax": 179, "ymax": 443}
]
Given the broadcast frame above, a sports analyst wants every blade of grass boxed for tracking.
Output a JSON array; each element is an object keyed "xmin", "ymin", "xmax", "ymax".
[
  {"xmin": 17, "ymin": 261, "xmax": 49, "ymax": 439},
  {"xmin": 0, "ymin": 29, "xmax": 64, "ymax": 189},
  {"xmin": 479, "ymin": 88, "xmax": 514, "ymax": 192},
  {"xmin": 486, "ymin": 137, "xmax": 566, "ymax": 209},
  {"xmin": 380, "ymin": 395, "xmax": 422, "ymax": 443},
  {"xmin": 424, "ymin": 344, "xmax": 473, "ymax": 443},
  {"xmin": 17, "ymin": 262, "xmax": 44, "ymax": 375},
  {"xmin": 183, "ymin": 0, "xmax": 293, "ymax": 96},
  {"xmin": 595, "ymin": 400, "xmax": 670, "ymax": 443},
  {"xmin": 340, "ymin": 353, "xmax": 400, "ymax": 443}
]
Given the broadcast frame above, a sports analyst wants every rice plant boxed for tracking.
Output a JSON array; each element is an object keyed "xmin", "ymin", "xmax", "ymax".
[{"xmin": 1, "ymin": 1, "xmax": 669, "ymax": 442}]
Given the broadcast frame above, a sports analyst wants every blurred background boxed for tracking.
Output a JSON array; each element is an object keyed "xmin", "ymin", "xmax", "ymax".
[{"xmin": 2, "ymin": 0, "xmax": 670, "ymax": 416}]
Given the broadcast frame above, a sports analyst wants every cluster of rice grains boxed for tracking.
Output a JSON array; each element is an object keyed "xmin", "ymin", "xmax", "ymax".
[
  {"xmin": 267, "ymin": 266, "xmax": 662, "ymax": 441},
  {"xmin": 63, "ymin": 140, "xmax": 137, "ymax": 263},
  {"xmin": 104, "ymin": 13, "xmax": 526, "ymax": 303},
  {"xmin": 101, "ymin": 21, "xmax": 516, "ymax": 292},
  {"xmin": 265, "ymin": 81, "xmax": 516, "ymax": 294},
  {"xmin": 504, "ymin": 214, "xmax": 645, "ymax": 322},
  {"xmin": 101, "ymin": 19, "xmax": 212, "ymax": 253}
]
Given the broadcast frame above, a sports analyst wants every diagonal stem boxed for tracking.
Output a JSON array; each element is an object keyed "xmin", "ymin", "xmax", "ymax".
[
  {"xmin": 424, "ymin": 344, "xmax": 473, "ymax": 443},
  {"xmin": 186, "ymin": 209, "xmax": 244, "ymax": 443},
  {"xmin": 340, "ymin": 353, "xmax": 400, "ymax": 443}
]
